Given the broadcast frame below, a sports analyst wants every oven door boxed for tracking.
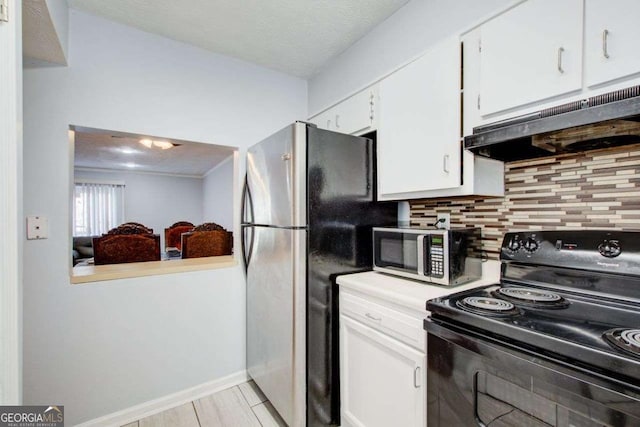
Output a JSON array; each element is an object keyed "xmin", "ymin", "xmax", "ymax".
[
  {"xmin": 373, "ymin": 229, "xmax": 427, "ymax": 280},
  {"xmin": 425, "ymin": 319, "xmax": 640, "ymax": 427}
]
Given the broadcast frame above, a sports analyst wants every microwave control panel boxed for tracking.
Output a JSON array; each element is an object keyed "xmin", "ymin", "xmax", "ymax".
[{"xmin": 429, "ymin": 235, "xmax": 445, "ymax": 278}]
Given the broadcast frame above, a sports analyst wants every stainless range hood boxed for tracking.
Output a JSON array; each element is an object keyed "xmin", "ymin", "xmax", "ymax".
[{"xmin": 465, "ymin": 85, "xmax": 640, "ymax": 161}]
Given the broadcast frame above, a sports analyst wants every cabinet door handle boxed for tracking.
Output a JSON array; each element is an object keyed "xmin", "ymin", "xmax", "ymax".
[
  {"xmin": 557, "ymin": 47, "xmax": 565, "ymax": 74},
  {"xmin": 414, "ymin": 366, "xmax": 421, "ymax": 388},
  {"xmin": 335, "ymin": 114, "xmax": 340, "ymax": 129},
  {"xmin": 326, "ymin": 119, "xmax": 331, "ymax": 129},
  {"xmin": 443, "ymin": 154, "xmax": 450, "ymax": 173},
  {"xmin": 603, "ymin": 29, "xmax": 610, "ymax": 59},
  {"xmin": 365, "ymin": 312, "xmax": 381, "ymax": 321}
]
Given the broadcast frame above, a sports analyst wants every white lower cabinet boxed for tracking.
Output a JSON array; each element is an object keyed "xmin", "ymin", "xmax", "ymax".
[{"xmin": 339, "ymin": 291, "xmax": 426, "ymax": 427}]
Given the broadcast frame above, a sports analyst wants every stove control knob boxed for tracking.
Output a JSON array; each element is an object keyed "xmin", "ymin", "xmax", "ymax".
[
  {"xmin": 507, "ymin": 238, "xmax": 521, "ymax": 251},
  {"xmin": 523, "ymin": 237, "xmax": 539, "ymax": 253},
  {"xmin": 598, "ymin": 240, "xmax": 621, "ymax": 258}
]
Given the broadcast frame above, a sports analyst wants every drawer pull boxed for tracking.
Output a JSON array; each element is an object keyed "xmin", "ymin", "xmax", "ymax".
[
  {"xmin": 365, "ymin": 312, "xmax": 382, "ymax": 321},
  {"xmin": 414, "ymin": 366, "xmax": 421, "ymax": 388}
]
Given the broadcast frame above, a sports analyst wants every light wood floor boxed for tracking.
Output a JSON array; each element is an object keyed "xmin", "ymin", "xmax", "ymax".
[{"xmin": 123, "ymin": 381, "xmax": 287, "ymax": 427}]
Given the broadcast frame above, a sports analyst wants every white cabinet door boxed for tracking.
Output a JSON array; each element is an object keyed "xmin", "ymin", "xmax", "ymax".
[
  {"xmin": 585, "ymin": 0, "xmax": 640, "ymax": 87},
  {"xmin": 335, "ymin": 87, "xmax": 377, "ymax": 135},
  {"xmin": 310, "ymin": 108, "xmax": 336, "ymax": 131},
  {"xmin": 378, "ymin": 36, "xmax": 462, "ymax": 200},
  {"xmin": 309, "ymin": 87, "xmax": 377, "ymax": 135},
  {"xmin": 479, "ymin": 0, "xmax": 583, "ymax": 116},
  {"xmin": 340, "ymin": 315, "xmax": 425, "ymax": 427}
]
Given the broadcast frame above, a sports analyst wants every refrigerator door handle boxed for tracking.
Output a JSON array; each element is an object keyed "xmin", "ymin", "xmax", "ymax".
[
  {"xmin": 241, "ymin": 225, "xmax": 249, "ymax": 270},
  {"xmin": 241, "ymin": 225, "xmax": 255, "ymax": 271},
  {"xmin": 241, "ymin": 175, "xmax": 255, "ymax": 225},
  {"xmin": 241, "ymin": 176, "xmax": 256, "ymax": 270}
]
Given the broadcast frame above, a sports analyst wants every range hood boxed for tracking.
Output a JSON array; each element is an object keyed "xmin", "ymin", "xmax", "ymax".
[{"xmin": 465, "ymin": 85, "xmax": 640, "ymax": 162}]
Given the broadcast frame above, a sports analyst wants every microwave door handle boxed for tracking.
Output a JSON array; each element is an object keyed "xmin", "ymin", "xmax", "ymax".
[{"xmin": 417, "ymin": 235, "xmax": 426, "ymax": 277}]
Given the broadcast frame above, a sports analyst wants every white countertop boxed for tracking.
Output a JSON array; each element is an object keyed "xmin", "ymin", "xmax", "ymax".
[{"xmin": 337, "ymin": 260, "xmax": 501, "ymax": 313}]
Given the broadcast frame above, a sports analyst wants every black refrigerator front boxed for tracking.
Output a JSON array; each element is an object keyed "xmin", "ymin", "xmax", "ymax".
[{"xmin": 243, "ymin": 122, "xmax": 397, "ymax": 426}]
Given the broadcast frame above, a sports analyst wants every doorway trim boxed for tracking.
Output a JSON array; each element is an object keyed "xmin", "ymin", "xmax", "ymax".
[{"xmin": 0, "ymin": 0, "xmax": 22, "ymax": 404}]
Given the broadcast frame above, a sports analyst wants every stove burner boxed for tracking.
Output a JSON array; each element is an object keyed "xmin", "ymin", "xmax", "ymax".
[
  {"xmin": 493, "ymin": 287, "xmax": 569, "ymax": 309},
  {"xmin": 456, "ymin": 296, "xmax": 520, "ymax": 317},
  {"xmin": 497, "ymin": 287, "xmax": 561, "ymax": 302},
  {"xmin": 604, "ymin": 329, "xmax": 640, "ymax": 358}
]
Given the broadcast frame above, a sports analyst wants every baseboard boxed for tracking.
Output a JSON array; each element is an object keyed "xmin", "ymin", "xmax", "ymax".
[{"xmin": 75, "ymin": 370, "xmax": 250, "ymax": 427}]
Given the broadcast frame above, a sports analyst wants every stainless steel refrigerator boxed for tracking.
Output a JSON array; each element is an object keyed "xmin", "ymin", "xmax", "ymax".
[{"xmin": 242, "ymin": 122, "xmax": 397, "ymax": 426}]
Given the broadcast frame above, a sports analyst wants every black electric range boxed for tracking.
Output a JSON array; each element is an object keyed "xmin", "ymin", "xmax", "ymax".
[{"xmin": 425, "ymin": 230, "xmax": 640, "ymax": 427}]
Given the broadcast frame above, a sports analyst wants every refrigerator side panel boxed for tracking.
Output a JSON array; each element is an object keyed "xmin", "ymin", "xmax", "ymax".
[
  {"xmin": 306, "ymin": 127, "xmax": 398, "ymax": 426},
  {"xmin": 246, "ymin": 123, "xmax": 307, "ymax": 227},
  {"xmin": 246, "ymin": 226, "xmax": 307, "ymax": 427}
]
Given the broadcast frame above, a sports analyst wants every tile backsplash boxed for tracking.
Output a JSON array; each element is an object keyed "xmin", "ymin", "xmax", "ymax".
[{"xmin": 410, "ymin": 144, "xmax": 640, "ymax": 259}]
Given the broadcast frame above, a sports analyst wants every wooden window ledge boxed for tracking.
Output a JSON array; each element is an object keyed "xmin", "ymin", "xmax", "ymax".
[{"xmin": 70, "ymin": 255, "xmax": 238, "ymax": 284}]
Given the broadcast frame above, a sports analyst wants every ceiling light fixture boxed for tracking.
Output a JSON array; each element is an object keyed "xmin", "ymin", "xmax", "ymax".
[
  {"xmin": 139, "ymin": 138, "xmax": 153, "ymax": 148},
  {"xmin": 153, "ymin": 140, "xmax": 174, "ymax": 150},
  {"xmin": 139, "ymin": 138, "xmax": 175, "ymax": 150}
]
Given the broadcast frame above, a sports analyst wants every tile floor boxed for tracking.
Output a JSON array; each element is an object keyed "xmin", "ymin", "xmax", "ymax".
[{"xmin": 122, "ymin": 381, "xmax": 287, "ymax": 427}]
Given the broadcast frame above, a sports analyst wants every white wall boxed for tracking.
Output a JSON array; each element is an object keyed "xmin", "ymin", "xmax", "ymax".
[
  {"xmin": 74, "ymin": 169, "xmax": 205, "ymax": 248},
  {"xmin": 308, "ymin": 0, "xmax": 513, "ymax": 115},
  {"xmin": 23, "ymin": 9, "xmax": 306, "ymax": 425},
  {"xmin": 203, "ymin": 156, "xmax": 234, "ymax": 231}
]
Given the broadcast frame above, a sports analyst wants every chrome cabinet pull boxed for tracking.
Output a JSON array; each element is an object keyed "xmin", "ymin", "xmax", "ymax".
[
  {"xmin": 326, "ymin": 119, "xmax": 331, "ymax": 129},
  {"xmin": 443, "ymin": 154, "xmax": 450, "ymax": 173},
  {"xmin": 365, "ymin": 313, "xmax": 381, "ymax": 321},
  {"xmin": 414, "ymin": 366, "xmax": 421, "ymax": 388},
  {"xmin": 335, "ymin": 114, "xmax": 341, "ymax": 129},
  {"xmin": 603, "ymin": 29, "xmax": 610, "ymax": 59},
  {"xmin": 557, "ymin": 47, "xmax": 565, "ymax": 74}
]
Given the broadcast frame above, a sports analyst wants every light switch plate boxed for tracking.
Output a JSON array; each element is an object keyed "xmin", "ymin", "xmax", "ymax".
[{"xmin": 27, "ymin": 215, "xmax": 48, "ymax": 240}]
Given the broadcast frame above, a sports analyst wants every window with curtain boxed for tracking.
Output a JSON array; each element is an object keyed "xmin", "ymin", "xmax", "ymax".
[{"xmin": 73, "ymin": 181, "xmax": 125, "ymax": 236}]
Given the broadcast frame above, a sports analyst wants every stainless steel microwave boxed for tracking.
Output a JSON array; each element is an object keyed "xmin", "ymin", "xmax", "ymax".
[{"xmin": 373, "ymin": 227, "xmax": 482, "ymax": 286}]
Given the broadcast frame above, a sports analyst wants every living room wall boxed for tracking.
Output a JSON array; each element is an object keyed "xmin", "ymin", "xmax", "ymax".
[
  {"xmin": 22, "ymin": 9, "xmax": 306, "ymax": 425},
  {"xmin": 74, "ymin": 169, "xmax": 205, "ymax": 248}
]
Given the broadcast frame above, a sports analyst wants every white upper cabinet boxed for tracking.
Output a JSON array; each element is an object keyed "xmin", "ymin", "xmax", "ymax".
[
  {"xmin": 377, "ymin": 36, "xmax": 462, "ymax": 200},
  {"xmin": 335, "ymin": 87, "xmax": 377, "ymax": 135},
  {"xmin": 479, "ymin": 0, "xmax": 584, "ymax": 116},
  {"xmin": 585, "ymin": 0, "xmax": 640, "ymax": 88},
  {"xmin": 309, "ymin": 86, "xmax": 377, "ymax": 136}
]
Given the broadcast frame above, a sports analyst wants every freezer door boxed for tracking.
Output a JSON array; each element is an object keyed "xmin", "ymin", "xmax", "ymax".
[
  {"xmin": 246, "ymin": 123, "xmax": 307, "ymax": 227},
  {"xmin": 246, "ymin": 226, "xmax": 306, "ymax": 427}
]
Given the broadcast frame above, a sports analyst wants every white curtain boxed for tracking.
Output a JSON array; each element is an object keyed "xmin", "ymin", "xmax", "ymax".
[{"xmin": 73, "ymin": 182, "xmax": 125, "ymax": 236}]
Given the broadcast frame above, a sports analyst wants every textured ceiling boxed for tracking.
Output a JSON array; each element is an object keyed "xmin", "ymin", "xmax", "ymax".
[
  {"xmin": 23, "ymin": 0, "xmax": 67, "ymax": 65},
  {"xmin": 73, "ymin": 128, "xmax": 235, "ymax": 177},
  {"xmin": 67, "ymin": 0, "xmax": 409, "ymax": 77}
]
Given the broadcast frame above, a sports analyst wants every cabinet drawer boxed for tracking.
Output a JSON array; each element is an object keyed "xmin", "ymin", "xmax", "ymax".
[{"xmin": 340, "ymin": 291, "xmax": 425, "ymax": 351}]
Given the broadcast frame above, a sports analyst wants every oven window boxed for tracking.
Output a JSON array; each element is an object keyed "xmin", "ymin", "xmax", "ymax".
[
  {"xmin": 475, "ymin": 371, "xmax": 631, "ymax": 426},
  {"xmin": 374, "ymin": 232, "xmax": 418, "ymax": 271}
]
